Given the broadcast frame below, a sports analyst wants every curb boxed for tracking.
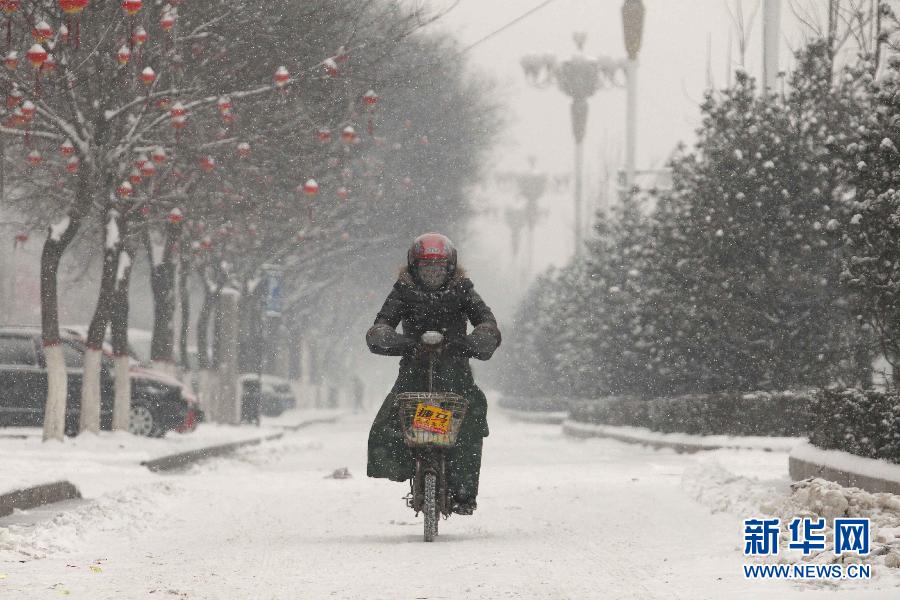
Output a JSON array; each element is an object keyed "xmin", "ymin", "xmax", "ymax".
[
  {"xmin": 788, "ymin": 446, "xmax": 900, "ymax": 496},
  {"xmin": 0, "ymin": 481, "xmax": 81, "ymax": 517},
  {"xmin": 562, "ymin": 419, "xmax": 802, "ymax": 453},
  {"xmin": 141, "ymin": 432, "xmax": 285, "ymax": 472},
  {"xmin": 141, "ymin": 413, "xmax": 343, "ymax": 472}
]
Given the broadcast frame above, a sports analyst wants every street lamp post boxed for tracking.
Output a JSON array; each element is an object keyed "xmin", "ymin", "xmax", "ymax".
[
  {"xmin": 502, "ymin": 158, "xmax": 548, "ymax": 285},
  {"xmin": 621, "ymin": 0, "xmax": 646, "ymax": 196},
  {"xmin": 515, "ymin": 163, "xmax": 547, "ymax": 278},
  {"xmin": 521, "ymin": 34, "xmax": 621, "ymax": 256},
  {"xmin": 522, "ymin": 2, "xmax": 646, "ymax": 253}
]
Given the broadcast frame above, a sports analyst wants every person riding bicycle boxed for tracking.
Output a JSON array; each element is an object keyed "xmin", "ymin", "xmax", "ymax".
[{"xmin": 366, "ymin": 232, "xmax": 501, "ymax": 515}]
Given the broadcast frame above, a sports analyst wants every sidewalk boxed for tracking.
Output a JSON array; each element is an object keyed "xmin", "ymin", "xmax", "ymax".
[{"xmin": 0, "ymin": 409, "xmax": 343, "ymax": 502}]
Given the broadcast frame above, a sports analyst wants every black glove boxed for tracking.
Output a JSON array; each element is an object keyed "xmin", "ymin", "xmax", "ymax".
[
  {"xmin": 366, "ymin": 323, "xmax": 416, "ymax": 356},
  {"xmin": 466, "ymin": 323, "xmax": 501, "ymax": 360}
]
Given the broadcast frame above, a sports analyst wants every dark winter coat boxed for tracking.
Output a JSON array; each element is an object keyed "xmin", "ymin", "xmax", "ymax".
[{"xmin": 365, "ymin": 265, "xmax": 501, "ymax": 498}]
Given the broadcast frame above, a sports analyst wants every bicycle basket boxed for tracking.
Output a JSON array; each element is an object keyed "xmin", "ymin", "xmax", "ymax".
[{"xmin": 396, "ymin": 391, "xmax": 468, "ymax": 447}]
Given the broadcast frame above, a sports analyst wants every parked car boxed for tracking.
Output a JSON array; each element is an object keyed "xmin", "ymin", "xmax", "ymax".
[
  {"xmin": 62, "ymin": 325, "xmax": 202, "ymax": 432},
  {"xmin": 0, "ymin": 326, "xmax": 190, "ymax": 437},
  {"xmin": 238, "ymin": 373, "xmax": 296, "ymax": 419}
]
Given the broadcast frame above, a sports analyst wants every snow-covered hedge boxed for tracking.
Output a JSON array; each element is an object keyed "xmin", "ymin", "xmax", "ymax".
[
  {"xmin": 808, "ymin": 388, "xmax": 900, "ymax": 465},
  {"xmin": 569, "ymin": 390, "xmax": 815, "ymax": 437}
]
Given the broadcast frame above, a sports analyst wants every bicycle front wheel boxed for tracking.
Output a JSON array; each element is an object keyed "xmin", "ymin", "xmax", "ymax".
[{"xmin": 423, "ymin": 472, "xmax": 438, "ymax": 542}]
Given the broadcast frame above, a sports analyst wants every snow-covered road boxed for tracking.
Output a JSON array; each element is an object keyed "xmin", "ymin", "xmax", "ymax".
[{"xmin": 1, "ymin": 409, "xmax": 896, "ymax": 599}]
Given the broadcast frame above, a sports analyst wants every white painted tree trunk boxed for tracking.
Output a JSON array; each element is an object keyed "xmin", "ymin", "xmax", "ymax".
[
  {"xmin": 217, "ymin": 290, "xmax": 240, "ymax": 424},
  {"xmin": 112, "ymin": 354, "xmax": 131, "ymax": 431},
  {"xmin": 42, "ymin": 344, "xmax": 68, "ymax": 442},
  {"xmin": 79, "ymin": 348, "xmax": 102, "ymax": 434}
]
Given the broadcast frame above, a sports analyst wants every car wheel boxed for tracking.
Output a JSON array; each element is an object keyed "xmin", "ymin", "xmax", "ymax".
[{"xmin": 129, "ymin": 405, "xmax": 163, "ymax": 437}]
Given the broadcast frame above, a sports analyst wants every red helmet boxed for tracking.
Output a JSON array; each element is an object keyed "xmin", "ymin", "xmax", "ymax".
[{"xmin": 407, "ymin": 232, "xmax": 457, "ymax": 273}]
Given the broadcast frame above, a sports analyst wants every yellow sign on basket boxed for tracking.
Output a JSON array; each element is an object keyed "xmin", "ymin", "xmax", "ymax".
[{"xmin": 412, "ymin": 403, "xmax": 452, "ymax": 434}]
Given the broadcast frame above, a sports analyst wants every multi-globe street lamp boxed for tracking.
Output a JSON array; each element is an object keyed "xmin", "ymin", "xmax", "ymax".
[{"xmin": 520, "ymin": 0, "xmax": 645, "ymax": 256}]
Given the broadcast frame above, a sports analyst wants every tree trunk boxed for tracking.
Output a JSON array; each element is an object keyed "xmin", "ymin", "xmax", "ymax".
[
  {"xmin": 80, "ymin": 209, "xmax": 124, "ymax": 435},
  {"xmin": 148, "ymin": 219, "xmax": 182, "ymax": 375},
  {"xmin": 215, "ymin": 287, "xmax": 241, "ymax": 424},
  {"xmin": 110, "ymin": 240, "xmax": 134, "ymax": 432},
  {"xmin": 40, "ymin": 205, "xmax": 86, "ymax": 441},
  {"xmin": 196, "ymin": 275, "xmax": 220, "ymax": 414},
  {"xmin": 178, "ymin": 250, "xmax": 191, "ymax": 374}
]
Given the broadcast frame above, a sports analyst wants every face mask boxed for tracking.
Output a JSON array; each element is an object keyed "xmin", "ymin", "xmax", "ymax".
[{"xmin": 418, "ymin": 261, "xmax": 449, "ymax": 290}]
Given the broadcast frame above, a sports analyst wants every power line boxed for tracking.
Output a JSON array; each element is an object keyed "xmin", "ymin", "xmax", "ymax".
[{"xmin": 458, "ymin": 0, "xmax": 562, "ymax": 55}]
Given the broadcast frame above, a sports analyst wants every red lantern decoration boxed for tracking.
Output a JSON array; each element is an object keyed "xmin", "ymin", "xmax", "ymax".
[
  {"xmin": 132, "ymin": 25, "xmax": 148, "ymax": 46},
  {"xmin": 26, "ymin": 44, "xmax": 47, "ymax": 68},
  {"xmin": 133, "ymin": 154, "xmax": 147, "ymax": 169},
  {"xmin": 128, "ymin": 169, "xmax": 142, "ymax": 185},
  {"xmin": 217, "ymin": 96, "xmax": 232, "ymax": 113},
  {"xmin": 60, "ymin": 0, "xmax": 88, "ymax": 14},
  {"xmin": 363, "ymin": 90, "xmax": 378, "ymax": 106},
  {"xmin": 5, "ymin": 85, "xmax": 21, "ymax": 108},
  {"xmin": 26, "ymin": 149, "xmax": 42, "ymax": 166},
  {"xmin": 160, "ymin": 10, "xmax": 175, "ymax": 32},
  {"xmin": 274, "ymin": 66, "xmax": 289, "ymax": 88},
  {"xmin": 303, "ymin": 178, "xmax": 319, "ymax": 196},
  {"xmin": 140, "ymin": 160, "xmax": 156, "ymax": 178},
  {"xmin": 32, "ymin": 21, "xmax": 53, "ymax": 43},
  {"xmin": 221, "ymin": 110, "xmax": 234, "ymax": 125},
  {"xmin": 323, "ymin": 57, "xmax": 339, "ymax": 77},
  {"xmin": 117, "ymin": 45, "xmax": 131, "ymax": 65},
  {"xmin": 140, "ymin": 66, "xmax": 155, "ymax": 86},
  {"xmin": 170, "ymin": 101, "xmax": 186, "ymax": 118},
  {"xmin": 116, "ymin": 181, "xmax": 133, "ymax": 198},
  {"xmin": 66, "ymin": 156, "xmax": 79, "ymax": 173},
  {"xmin": 155, "ymin": 97, "xmax": 171, "ymax": 110},
  {"xmin": 20, "ymin": 100, "xmax": 35, "ymax": 121},
  {"xmin": 60, "ymin": 139, "xmax": 75, "ymax": 156},
  {"xmin": 341, "ymin": 126, "xmax": 356, "ymax": 144},
  {"xmin": 1, "ymin": 1, "xmax": 20, "ymax": 16},
  {"xmin": 151, "ymin": 146, "xmax": 167, "ymax": 164},
  {"xmin": 317, "ymin": 128, "xmax": 331, "ymax": 143},
  {"xmin": 121, "ymin": 0, "xmax": 142, "ymax": 16},
  {"xmin": 3, "ymin": 50, "xmax": 17, "ymax": 70},
  {"xmin": 172, "ymin": 115, "xmax": 187, "ymax": 130},
  {"xmin": 167, "ymin": 208, "xmax": 183, "ymax": 225},
  {"xmin": 237, "ymin": 142, "xmax": 250, "ymax": 158},
  {"xmin": 199, "ymin": 155, "xmax": 215, "ymax": 172},
  {"xmin": 58, "ymin": 0, "xmax": 88, "ymax": 47}
]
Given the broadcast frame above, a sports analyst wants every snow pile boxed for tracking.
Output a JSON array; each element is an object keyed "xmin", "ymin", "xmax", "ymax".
[
  {"xmin": 769, "ymin": 478, "xmax": 900, "ymax": 570},
  {"xmin": 0, "ymin": 482, "xmax": 179, "ymax": 560},
  {"xmin": 682, "ymin": 461, "xmax": 787, "ymax": 516},
  {"xmin": 684, "ymin": 461, "xmax": 900, "ymax": 575}
]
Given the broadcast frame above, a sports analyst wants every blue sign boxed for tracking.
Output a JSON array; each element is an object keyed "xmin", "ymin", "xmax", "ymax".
[{"xmin": 263, "ymin": 267, "xmax": 284, "ymax": 317}]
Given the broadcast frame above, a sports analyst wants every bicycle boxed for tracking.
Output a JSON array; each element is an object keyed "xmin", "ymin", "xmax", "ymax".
[{"xmin": 396, "ymin": 330, "xmax": 469, "ymax": 542}]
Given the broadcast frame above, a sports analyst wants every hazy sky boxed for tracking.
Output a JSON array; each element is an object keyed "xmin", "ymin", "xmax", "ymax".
[{"xmin": 422, "ymin": 0, "xmax": 828, "ymax": 320}]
